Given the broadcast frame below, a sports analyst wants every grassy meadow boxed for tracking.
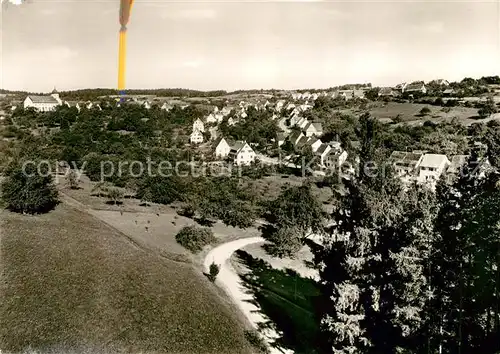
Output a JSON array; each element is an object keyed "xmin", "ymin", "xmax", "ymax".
[{"xmin": 0, "ymin": 204, "xmax": 254, "ymax": 354}]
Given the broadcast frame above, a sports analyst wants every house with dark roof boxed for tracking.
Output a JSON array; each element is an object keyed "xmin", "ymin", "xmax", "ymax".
[
  {"xmin": 379, "ymin": 87, "xmax": 397, "ymax": 97},
  {"xmin": 24, "ymin": 89, "xmax": 62, "ymax": 112},
  {"xmin": 228, "ymin": 140, "xmax": 255, "ymax": 166},
  {"xmin": 404, "ymin": 81, "xmax": 427, "ymax": 94},
  {"xmin": 389, "ymin": 151, "xmax": 424, "ymax": 177}
]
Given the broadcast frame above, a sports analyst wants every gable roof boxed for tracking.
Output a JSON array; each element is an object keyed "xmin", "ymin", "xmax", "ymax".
[
  {"xmin": 304, "ymin": 136, "xmax": 321, "ymax": 148},
  {"xmin": 405, "ymin": 81, "xmax": 426, "ymax": 91},
  {"xmin": 289, "ymin": 130, "xmax": 303, "ymax": 142},
  {"xmin": 27, "ymin": 95, "xmax": 59, "ymax": 104},
  {"xmin": 379, "ymin": 87, "xmax": 395, "ymax": 95},
  {"xmin": 316, "ymin": 143, "xmax": 330, "ymax": 155},
  {"xmin": 419, "ymin": 154, "xmax": 449, "ymax": 169},
  {"xmin": 389, "ymin": 151, "xmax": 423, "ymax": 164},
  {"xmin": 295, "ymin": 136, "xmax": 310, "ymax": 148},
  {"xmin": 304, "ymin": 122, "xmax": 323, "ymax": 132},
  {"xmin": 230, "ymin": 140, "xmax": 246, "ymax": 152}
]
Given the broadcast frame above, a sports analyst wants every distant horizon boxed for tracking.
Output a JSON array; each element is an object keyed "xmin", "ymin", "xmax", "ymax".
[{"xmin": 2, "ymin": 73, "xmax": 500, "ymax": 96}]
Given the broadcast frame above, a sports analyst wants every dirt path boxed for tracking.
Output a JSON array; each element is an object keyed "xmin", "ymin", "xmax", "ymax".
[{"xmin": 204, "ymin": 237, "xmax": 294, "ymax": 354}]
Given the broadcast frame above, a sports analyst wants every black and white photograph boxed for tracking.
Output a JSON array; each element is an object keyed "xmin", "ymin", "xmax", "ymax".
[{"xmin": 1, "ymin": 0, "xmax": 500, "ymax": 353}]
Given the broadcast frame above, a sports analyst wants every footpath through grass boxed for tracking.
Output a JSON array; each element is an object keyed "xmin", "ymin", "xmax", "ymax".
[
  {"xmin": 0, "ymin": 204, "xmax": 253, "ymax": 354},
  {"xmin": 235, "ymin": 250, "xmax": 323, "ymax": 354}
]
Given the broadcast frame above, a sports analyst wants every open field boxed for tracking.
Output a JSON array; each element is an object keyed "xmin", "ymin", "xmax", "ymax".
[
  {"xmin": 59, "ymin": 177, "xmax": 262, "ymax": 261},
  {"xmin": 366, "ymin": 102, "xmax": 480, "ymax": 124},
  {"xmin": 0, "ymin": 204, "xmax": 254, "ymax": 354}
]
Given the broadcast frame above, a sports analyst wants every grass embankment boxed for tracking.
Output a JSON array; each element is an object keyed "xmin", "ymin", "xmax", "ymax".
[
  {"xmin": 235, "ymin": 250, "xmax": 322, "ymax": 354},
  {"xmin": 0, "ymin": 204, "xmax": 253, "ymax": 354}
]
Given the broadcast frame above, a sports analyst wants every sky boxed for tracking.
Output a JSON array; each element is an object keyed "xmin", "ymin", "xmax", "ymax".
[{"xmin": 1, "ymin": 0, "xmax": 499, "ymax": 92}]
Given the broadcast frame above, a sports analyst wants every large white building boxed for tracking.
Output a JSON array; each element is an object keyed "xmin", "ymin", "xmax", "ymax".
[{"xmin": 23, "ymin": 89, "xmax": 62, "ymax": 112}]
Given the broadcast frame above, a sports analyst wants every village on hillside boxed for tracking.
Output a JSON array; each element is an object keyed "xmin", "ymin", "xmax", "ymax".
[{"xmin": 2, "ymin": 75, "xmax": 500, "ymax": 354}]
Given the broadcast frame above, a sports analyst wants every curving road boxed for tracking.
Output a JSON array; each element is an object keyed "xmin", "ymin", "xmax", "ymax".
[{"xmin": 204, "ymin": 237, "xmax": 293, "ymax": 354}]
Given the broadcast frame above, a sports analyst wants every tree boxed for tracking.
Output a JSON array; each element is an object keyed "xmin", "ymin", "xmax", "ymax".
[
  {"xmin": 107, "ymin": 187, "xmax": 124, "ymax": 205},
  {"xmin": 207, "ymin": 262, "xmax": 220, "ymax": 282},
  {"xmin": 263, "ymin": 226, "xmax": 303, "ymax": 258},
  {"xmin": 198, "ymin": 177, "xmax": 257, "ymax": 229},
  {"xmin": 425, "ymin": 155, "xmax": 500, "ymax": 353},
  {"xmin": 175, "ymin": 225, "xmax": 216, "ymax": 253},
  {"xmin": 316, "ymin": 173, "xmax": 436, "ymax": 353},
  {"xmin": 364, "ymin": 88, "xmax": 380, "ymax": 101},
  {"xmin": 66, "ymin": 169, "xmax": 79, "ymax": 190},
  {"xmin": 263, "ymin": 181, "xmax": 325, "ymax": 256},
  {"xmin": 1, "ymin": 162, "xmax": 59, "ymax": 214},
  {"xmin": 419, "ymin": 107, "xmax": 431, "ymax": 116},
  {"xmin": 478, "ymin": 97, "xmax": 497, "ymax": 119}
]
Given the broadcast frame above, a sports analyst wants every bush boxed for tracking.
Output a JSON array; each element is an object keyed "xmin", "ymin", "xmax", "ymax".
[
  {"xmin": 207, "ymin": 262, "xmax": 220, "ymax": 282},
  {"xmin": 419, "ymin": 107, "xmax": 431, "ymax": 116},
  {"xmin": 178, "ymin": 203, "xmax": 196, "ymax": 218},
  {"xmin": 1, "ymin": 162, "xmax": 59, "ymax": 214},
  {"xmin": 244, "ymin": 330, "xmax": 270, "ymax": 354},
  {"xmin": 175, "ymin": 225, "xmax": 216, "ymax": 253}
]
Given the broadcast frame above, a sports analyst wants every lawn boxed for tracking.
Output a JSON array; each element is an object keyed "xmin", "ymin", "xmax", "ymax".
[
  {"xmin": 234, "ymin": 250, "xmax": 323, "ymax": 354},
  {"xmin": 0, "ymin": 204, "xmax": 254, "ymax": 354},
  {"xmin": 366, "ymin": 101, "xmax": 478, "ymax": 124}
]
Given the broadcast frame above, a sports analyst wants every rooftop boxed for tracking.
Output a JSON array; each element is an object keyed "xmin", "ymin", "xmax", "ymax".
[
  {"xmin": 27, "ymin": 95, "xmax": 59, "ymax": 104},
  {"xmin": 419, "ymin": 154, "xmax": 449, "ymax": 168}
]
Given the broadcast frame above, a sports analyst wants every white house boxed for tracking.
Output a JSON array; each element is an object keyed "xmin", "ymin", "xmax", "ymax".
[
  {"xmin": 289, "ymin": 131, "xmax": 305, "ymax": 146},
  {"xmin": 190, "ymin": 129, "xmax": 204, "ymax": 144},
  {"xmin": 404, "ymin": 81, "xmax": 427, "ymax": 94},
  {"xmin": 228, "ymin": 141, "xmax": 256, "ymax": 166},
  {"xmin": 304, "ymin": 122, "xmax": 323, "ymax": 137},
  {"xmin": 275, "ymin": 100, "xmax": 286, "ymax": 112},
  {"xmin": 193, "ymin": 118, "xmax": 205, "ymax": 132},
  {"xmin": 205, "ymin": 114, "xmax": 217, "ymax": 124},
  {"xmin": 416, "ymin": 154, "xmax": 451, "ymax": 185},
  {"xmin": 24, "ymin": 89, "xmax": 62, "ymax": 112},
  {"xmin": 208, "ymin": 126, "xmax": 218, "ymax": 141},
  {"xmin": 324, "ymin": 149, "xmax": 348, "ymax": 169},
  {"xmin": 305, "ymin": 136, "xmax": 323, "ymax": 153},
  {"xmin": 215, "ymin": 137, "xmax": 233, "ymax": 158},
  {"xmin": 315, "ymin": 144, "xmax": 333, "ymax": 166}
]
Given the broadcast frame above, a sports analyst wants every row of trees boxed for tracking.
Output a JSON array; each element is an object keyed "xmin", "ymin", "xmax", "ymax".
[{"xmin": 315, "ymin": 153, "xmax": 500, "ymax": 353}]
